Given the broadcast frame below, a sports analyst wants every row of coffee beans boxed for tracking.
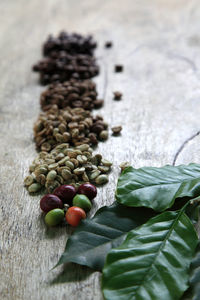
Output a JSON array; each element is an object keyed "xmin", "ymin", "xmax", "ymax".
[{"xmin": 25, "ymin": 32, "xmax": 112, "ymax": 204}]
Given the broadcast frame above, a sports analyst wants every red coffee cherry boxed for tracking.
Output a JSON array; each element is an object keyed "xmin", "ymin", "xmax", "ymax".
[
  {"xmin": 54, "ymin": 185, "xmax": 76, "ymax": 205},
  {"xmin": 77, "ymin": 183, "xmax": 97, "ymax": 200},
  {"xmin": 65, "ymin": 206, "xmax": 86, "ymax": 227},
  {"xmin": 40, "ymin": 194, "xmax": 63, "ymax": 213}
]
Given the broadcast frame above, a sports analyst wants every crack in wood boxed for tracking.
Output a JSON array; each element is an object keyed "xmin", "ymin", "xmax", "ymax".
[
  {"xmin": 172, "ymin": 130, "xmax": 200, "ymax": 165},
  {"xmin": 167, "ymin": 52, "xmax": 197, "ymax": 72}
]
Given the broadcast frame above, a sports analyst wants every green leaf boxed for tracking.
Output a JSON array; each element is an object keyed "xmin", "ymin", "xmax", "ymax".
[
  {"xmin": 116, "ymin": 164, "xmax": 200, "ymax": 212},
  {"xmin": 102, "ymin": 209, "xmax": 198, "ymax": 300},
  {"xmin": 56, "ymin": 202, "xmax": 155, "ymax": 271},
  {"xmin": 182, "ymin": 242, "xmax": 200, "ymax": 300}
]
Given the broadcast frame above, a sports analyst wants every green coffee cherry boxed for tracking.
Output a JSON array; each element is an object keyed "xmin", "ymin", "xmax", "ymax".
[
  {"xmin": 44, "ymin": 208, "xmax": 64, "ymax": 226},
  {"xmin": 72, "ymin": 194, "xmax": 92, "ymax": 212}
]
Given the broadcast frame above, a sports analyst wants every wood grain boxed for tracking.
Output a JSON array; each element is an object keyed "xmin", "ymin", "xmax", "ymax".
[{"xmin": 1, "ymin": 0, "xmax": 200, "ymax": 299}]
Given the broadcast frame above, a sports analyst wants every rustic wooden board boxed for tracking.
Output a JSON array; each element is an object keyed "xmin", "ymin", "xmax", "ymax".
[{"xmin": 1, "ymin": 0, "xmax": 200, "ymax": 299}]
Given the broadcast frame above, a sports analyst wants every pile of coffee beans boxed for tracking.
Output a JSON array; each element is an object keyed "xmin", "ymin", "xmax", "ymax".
[
  {"xmin": 43, "ymin": 32, "xmax": 97, "ymax": 56},
  {"xmin": 24, "ymin": 143, "xmax": 112, "ymax": 194},
  {"xmin": 33, "ymin": 31, "xmax": 99, "ymax": 85},
  {"xmin": 33, "ymin": 54, "xmax": 99, "ymax": 85},
  {"xmin": 40, "ymin": 79, "xmax": 103, "ymax": 111},
  {"xmin": 33, "ymin": 104, "xmax": 108, "ymax": 151}
]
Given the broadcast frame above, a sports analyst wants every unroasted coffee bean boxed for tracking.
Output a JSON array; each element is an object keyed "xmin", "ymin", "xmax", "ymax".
[
  {"xmin": 25, "ymin": 144, "xmax": 112, "ymax": 193},
  {"xmin": 40, "ymin": 79, "xmax": 103, "ymax": 111}
]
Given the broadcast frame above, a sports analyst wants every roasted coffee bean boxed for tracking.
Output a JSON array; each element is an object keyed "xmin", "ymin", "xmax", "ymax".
[
  {"xmin": 113, "ymin": 91, "xmax": 122, "ymax": 100},
  {"xmin": 33, "ymin": 53, "xmax": 99, "ymax": 85},
  {"xmin": 112, "ymin": 126, "xmax": 122, "ymax": 135},
  {"xmin": 43, "ymin": 32, "xmax": 97, "ymax": 57},
  {"xmin": 114, "ymin": 64, "xmax": 123, "ymax": 72},
  {"xmin": 40, "ymin": 79, "xmax": 103, "ymax": 111},
  {"xmin": 93, "ymin": 99, "xmax": 104, "ymax": 108},
  {"xmin": 105, "ymin": 41, "xmax": 113, "ymax": 48}
]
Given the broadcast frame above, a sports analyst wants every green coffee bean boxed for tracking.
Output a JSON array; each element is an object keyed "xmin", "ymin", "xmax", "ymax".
[
  {"xmin": 46, "ymin": 170, "xmax": 57, "ymax": 181},
  {"xmin": 82, "ymin": 172, "xmax": 89, "ymax": 182},
  {"xmin": 55, "ymin": 153, "xmax": 65, "ymax": 161},
  {"xmin": 73, "ymin": 167, "xmax": 85, "ymax": 175},
  {"xmin": 36, "ymin": 174, "xmax": 46, "ymax": 185},
  {"xmin": 58, "ymin": 157, "xmax": 69, "ymax": 166},
  {"xmin": 47, "ymin": 180, "xmax": 60, "ymax": 193},
  {"xmin": 48, "ymin": 163, "xmax": 58, "ymax": 170},
  {"xmin": 29, "ymin": 164, "xmax": 36, "ymax": 172},
  {"xmin": 77, "ymin": 155, "xmax": 87, "ymax": 164},
  {"xmin": 61, "ymin": 169, "xmax": 72, "ymax": 180},
  {"xmin": 98, "ymin": 166, "xmax": 110, "ymax": 173},
  {"xmin": 76, "ymin": 144, "xmax": 89, "ymax": 151},
  {"xmin": 28, "ymin": 183, "xmax": 42, "ymax": 193},
  {"xmin": 34, "ymin": 166, "xmax": 48, "ymax": 176},
  {"xmin": 55, "ymin": 133, "xmax": 64, "ymax": 142},
  {"xmin": 90, "ymin": 170, "xmax": 101, "ymax": 180},
  {"xmin": 24, "ymin": 175, "xmax": 34, "ymax": 186},
  {"xmin": 41, "ymin": 142, "xmax": 51, "ymax": 152},
  {"xmin": 65, "ymin": 161, "xmax": 74, "ymax": 170},
  {"xmin": 101, "ymin": 158, "xmax": 112, "ymax": 167},
  {"xmin": 95, "ymin": 174, "xmax": 108, "ymax": 185},
  {"xmin": 70, "ymin": 158, "xmax": 79, "ymax": 167},
  {"xmin": 56, "ymin": 175, "xmax": 64, "ymax": 184}
]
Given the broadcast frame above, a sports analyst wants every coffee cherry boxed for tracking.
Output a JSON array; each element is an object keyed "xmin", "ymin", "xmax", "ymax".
[
  {"xmin": 77, "ymin": 183, "xmax": 97, "ymax": 200},
  {"xmin": 54, "ymin": 185, "xmax": 76, "ymax": 204},
  {"xmin": 73, "ymin": 194, "xmax": 92, "ymax": 212},
  {"xmin": 40, "ymin": 194, "xmax": 63, "ymax": 213},
  {"xmin": 45, "ymin": 208, "xmax": 64, "ymax": 226},
  {"xmin": 65, "ymin": 206, "xmax": 86, "ymax": 227}
]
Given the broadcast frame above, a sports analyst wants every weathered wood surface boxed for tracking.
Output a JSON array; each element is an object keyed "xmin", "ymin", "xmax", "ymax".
[{"xmin": 1, "ymin": 0, "xmax": 200, "ymax": 299}]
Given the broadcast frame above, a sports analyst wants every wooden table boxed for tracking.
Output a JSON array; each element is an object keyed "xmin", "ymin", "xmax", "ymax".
[{"xmin": 1, "ymin": 0, "xmax": 200, "ymax": 299}]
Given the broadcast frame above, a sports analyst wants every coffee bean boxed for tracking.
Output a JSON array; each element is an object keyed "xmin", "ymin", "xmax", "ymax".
[
  {"xmin": 40, "ymin": 79, "xmax": 103, "ymax": 111},
  {"xmin": 112, "ymin": 126, "xmax": 122, "ymax": 135},
  {"xmin": 105, "ymin": 41, "xmax": 113, "ymax": 48},
  {"xmin": 43, "ymin": 32, "xmax": 97, "ymax": 57},
  {"xmin": 115, "ymin": 65, "xmax": 123, "ymax": 72},
  {"xmin": 33, "ymin": 53, "xmax": 99, "ymax": 85},
  {"xmin": 34, "ymin": 105, "xmax": 108, "ymax": 151},
  {"xmin": 113, "ymin": 91, "xmax": 122, "ymax": 100}
]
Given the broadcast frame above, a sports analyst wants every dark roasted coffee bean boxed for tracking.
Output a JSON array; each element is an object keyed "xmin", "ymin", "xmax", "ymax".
[
  {"xmin": 33, "ymin": 53, "xmax": 99, "ymax": 84},
  {"xmin": 114, "ymin": 64, "xmax": 123, "ymax": 72},
  {"xmin": 113, "ymin": 91, "xmax": 122, "ymax": 100},
  {"xmin": 43, "ymin": 32, "xmax": 97, "ymax": 56},
  {"xmin": 105, "ymin": 41, "xmax": 113, "ymax": 48},
  {"xmin": 93, "ymin": 99, "xmax": 104, "ymax": 108}
]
